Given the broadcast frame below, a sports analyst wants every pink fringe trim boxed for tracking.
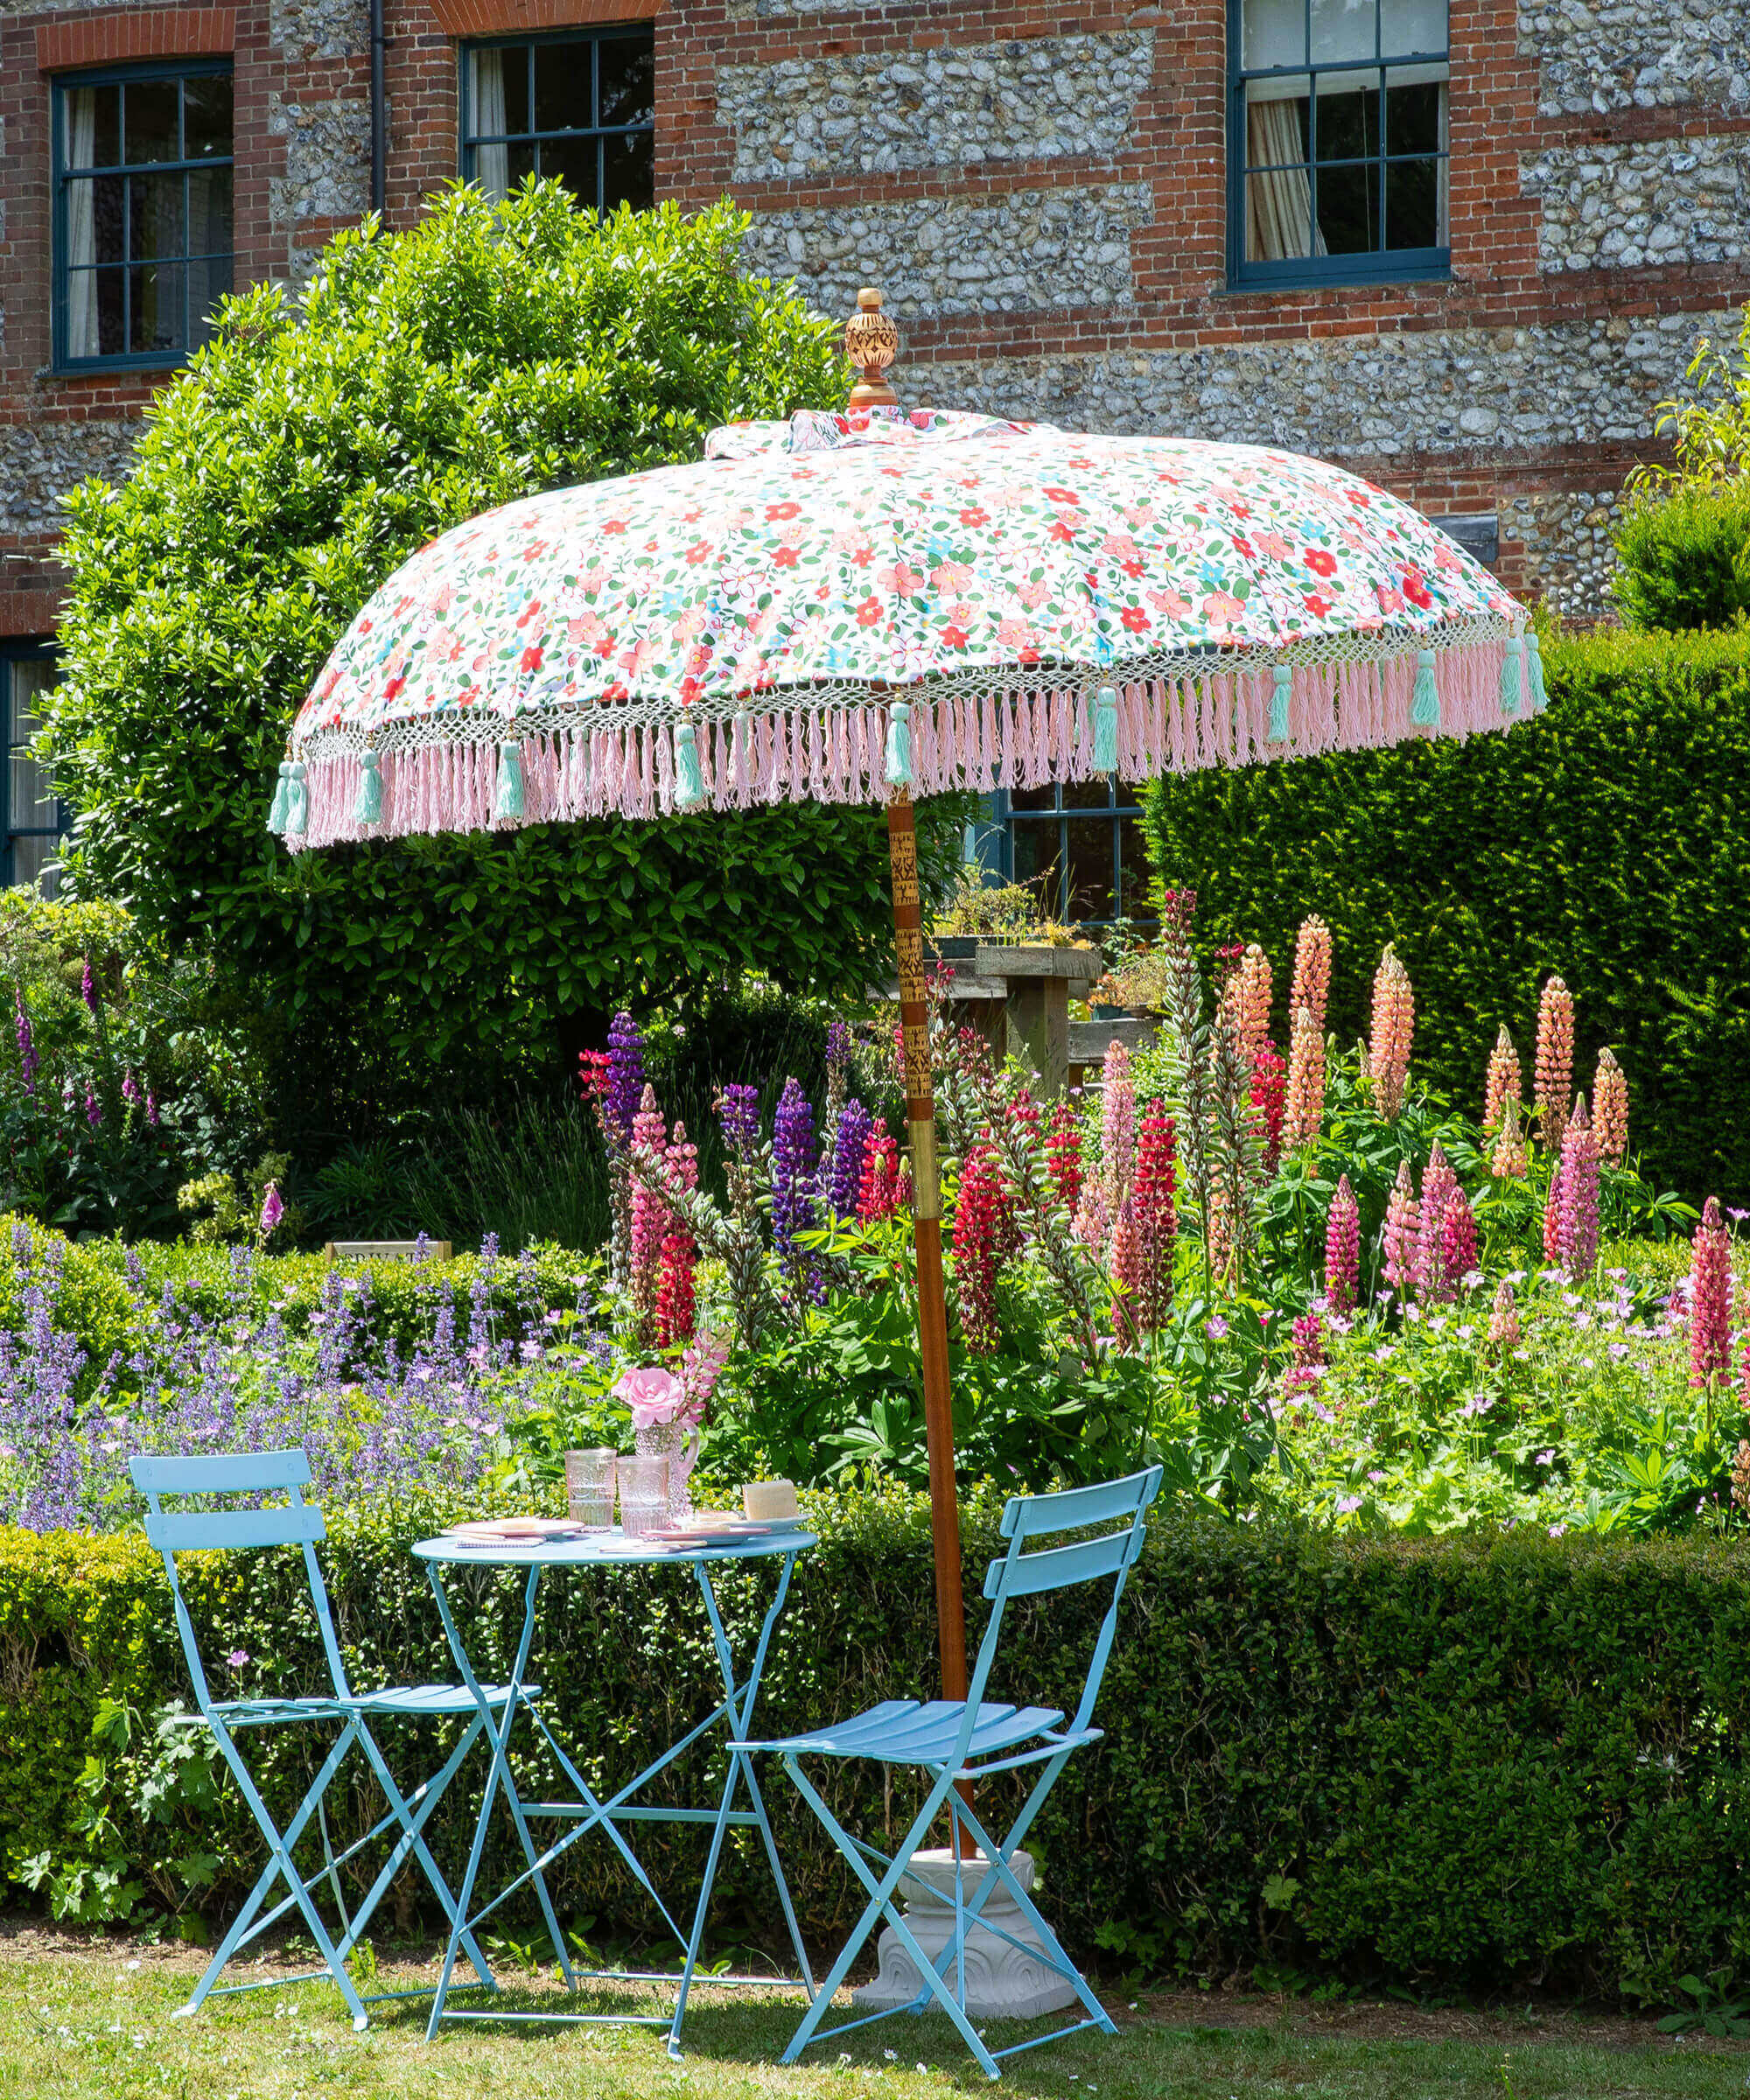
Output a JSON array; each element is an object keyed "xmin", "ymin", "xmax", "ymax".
[{"xmin": 289, "ymin": 639, "xmax": 1516, "ymax": 849}]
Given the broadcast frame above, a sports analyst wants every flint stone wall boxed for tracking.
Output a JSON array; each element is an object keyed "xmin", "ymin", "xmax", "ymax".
[
  {"xmin": 745, "ymin": 186, "xmax": 1152, "ymax": 318},
  {"xmin": 717, "ymin": 33, "xmax": 1155, "ymax": 182},
  {"xmin": 268, "ymin": 93, "xmax": 371, "ymax": 228},
  {"xmin": 1525, "ymin": 136, "xmax": 1750, "ymax": 270},
  {"xmin": 269, "ymin": 0, "xmax": 368, "ymax": 58},
  {"xmin": 1521, "ymin": 0, "xmax": 1750, "ymax": 116},
  {"xmin": 918, "ymin": 314, "xmax": 1723, "ymax": 457},
  {"xmin": 1501, "ymin": 486, "xmax": 1627, "ymax": 620},
  {"xmin": 0, "ymin": 419, "xmax": 138, "ymax": 538}
]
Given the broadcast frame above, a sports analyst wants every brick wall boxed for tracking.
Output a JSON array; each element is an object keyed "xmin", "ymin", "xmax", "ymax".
[{"xmin": 1, "ymin": 0, "xmax": 1746, "ymax": 640}]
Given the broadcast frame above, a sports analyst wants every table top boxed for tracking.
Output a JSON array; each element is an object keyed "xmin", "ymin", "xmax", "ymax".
[{"xmin": 412, "ymin": 1527, "xmax": 817, "ymax": 1569}]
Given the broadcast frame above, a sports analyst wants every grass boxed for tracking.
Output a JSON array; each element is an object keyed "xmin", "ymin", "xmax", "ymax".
[{"xmin": 2, "ymin": 1928, "xmax": 1746, "ymax": 2100}]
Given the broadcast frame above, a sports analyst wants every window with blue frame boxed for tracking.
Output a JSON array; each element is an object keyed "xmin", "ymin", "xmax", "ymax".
[
  {"xmin": 460, "ymin": 32, "xmax": 654, "ymax": 213},
  {"xmin": 4, "ymin": 643, "xmax": 66, "ymax": 896},
  {"xmin": 1231, "ymin": 0, "xmax": 1448, "ymax": 288},
  {"xmin": 984, "ymin": 781, "xmax": 1155, "ymax": 929},
  {"xmin": 52, "ymin": 60, "xmax": 233, "ymax": 370}
]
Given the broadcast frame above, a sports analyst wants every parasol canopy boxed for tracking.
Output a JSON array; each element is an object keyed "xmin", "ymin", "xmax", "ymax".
[
  {"xmin": 276, "ymin": 405, "xmax": 1539, "ymax": 850},
  {"xmin": 276, "ymin": 299, "xmax": 1537, "ymax": 1712}
]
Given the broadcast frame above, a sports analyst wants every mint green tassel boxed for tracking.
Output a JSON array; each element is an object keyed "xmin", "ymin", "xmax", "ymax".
[
  {"xmin": 1500, "ymin": 635, "xmax": 1524, "ymax": 716},
  {"xmin": 1410, "ymin": 647, "xmax": 1440, "ymax": 728},
  {"xmin": 674, "ymin": 721, "xmax": 705, "ymax": 809},
  {"xmin": 353, "ymin": 748, "xmax": 383, "ymax": 827},
  {"xmin": 1268, "ymin": 664, "xmax": 1291, "ymax": 742},
  {"xmin": 1526, "ymin": 631, "xmax": 1549, "ymax": 712},
  {"xmin": 1091, "ymin": 685, "xmax": 1119, "ymax": 774},
  {"xmin": 286, "ymin": 762, "xmax": 308, "ymax": 837},
  {"xmin": 267, "ymin": 761, "xmax": 290, "ymax": 836},
  {"xmin": 884, "ymin": 702, "xmax": 913, "ymax": 788},
  {"xmin": 495, "ymin": 739, "xmax": 524, "ymax": 821}
]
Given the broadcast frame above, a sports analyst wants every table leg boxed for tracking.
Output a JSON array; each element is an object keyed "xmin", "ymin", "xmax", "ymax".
[
  {"xmin": 424, "ymin": 1562, "xmax": 570, "ymax": 2039},
  {"xmin": 668, "ymin": 1550, "xmax": 811, "ymax": 2054}
]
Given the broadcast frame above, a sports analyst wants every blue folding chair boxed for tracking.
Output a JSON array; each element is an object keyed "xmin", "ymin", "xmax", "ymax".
[
  {"xmin": 743, "ymin": 1464, "xmax": 1164, "ymax": 2079},
  {"xmin": 133, "ymin": 1450, "xmax": 520, "ymax": 2029}
]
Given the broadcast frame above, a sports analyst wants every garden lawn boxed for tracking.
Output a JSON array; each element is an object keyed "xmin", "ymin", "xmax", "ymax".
[{"xmin": 0, "ymin": 1926, "xmax": 1744, "ymax": 2100}]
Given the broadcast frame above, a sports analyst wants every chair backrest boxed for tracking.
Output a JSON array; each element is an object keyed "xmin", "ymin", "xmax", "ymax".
[
  {"xmin": 130, "ymin": 1449, "xmax": 352, "ymax": 1713},
  {"xmin": 963, "ymin": 1465, "xmax": 1164, "ymax": 1752}
]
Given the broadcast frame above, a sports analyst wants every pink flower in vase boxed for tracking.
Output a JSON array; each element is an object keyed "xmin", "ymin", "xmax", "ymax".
[{"xmin": 612, "ymin": 1365, "xmax": 687, "ymax": 1428}]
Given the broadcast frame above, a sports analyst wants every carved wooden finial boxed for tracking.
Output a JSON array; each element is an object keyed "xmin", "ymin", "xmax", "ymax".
[{"xmin": 845, "ymin": 286, "xmax": 899, "ymax": 412}]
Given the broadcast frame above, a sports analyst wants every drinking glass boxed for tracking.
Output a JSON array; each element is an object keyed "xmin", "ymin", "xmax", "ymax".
[
  {"xmin": 618, "ymin": 1454, "xmax": 669, "ymax": 1538},
  {"xmin": 563, "ymin": 1447, "xmax": 617, "ymax": 1530}
]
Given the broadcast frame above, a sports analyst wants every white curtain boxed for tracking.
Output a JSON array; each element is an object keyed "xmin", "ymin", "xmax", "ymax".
[
  {"xmin": 1246, "ymin": 101, "xmax": 1325, "ymax": 262},
  {"xmin": 66, "ymin": 90, "xmax": 97, "ymax": 358},
  {"xmin": 473, "ymin": 51, "xmax": 510, "ymax": 202}
]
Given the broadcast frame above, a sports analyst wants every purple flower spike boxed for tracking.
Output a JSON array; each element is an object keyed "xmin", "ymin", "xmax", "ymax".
[
  {"xmin": 604, "ymin": 1011, "xmax": 645, "ymax": 1145},
  {"xmin": 718, "ymin": 1083, "xmax": 760, "ymax": 1154},
  {"xmin": 80, "ymin": 959, "xmax": 99, "ymax": 1015},
  {"xmin": 260, "ymin": 1182, "xmax": 285, "ymax": 1238},
  {"xmin": 830, "ymin": 1099, "xmax": 873, "ymax": 1218},
  {"xmin": 772, "ymin": 1078, "xmax": 819, "ymax": 1264},
  {"xmin": 14, "ymin": 992, "xmax": 38, "ymax": 1098},
  {"xmin": 825, "ymin": 1020, "xmax": 852, "ymax": 1074},
  {"xmin": 85, "ymin": 1084, "xmax": 102, "ymax": 1130}
]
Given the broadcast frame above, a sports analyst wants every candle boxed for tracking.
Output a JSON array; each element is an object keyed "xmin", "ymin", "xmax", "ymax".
[{"xmin": 743, "ymin": 1479, "xmax": 798, "ymax": 1522}]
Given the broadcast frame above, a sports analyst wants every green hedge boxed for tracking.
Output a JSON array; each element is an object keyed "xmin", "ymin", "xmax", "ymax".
[
  {"xmin": 1140, "ymin": 626, "xmax": 1750, "ymax": 1206},
  {"xmin": 8, "ymin": 1486, "xmax": 1750, "ymax": 2001}
]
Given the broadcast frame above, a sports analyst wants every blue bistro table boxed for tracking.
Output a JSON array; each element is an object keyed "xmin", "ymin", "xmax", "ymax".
[{"xmin": 411, "ymin": 1528, "xmax": 816, "ymax": 2050}]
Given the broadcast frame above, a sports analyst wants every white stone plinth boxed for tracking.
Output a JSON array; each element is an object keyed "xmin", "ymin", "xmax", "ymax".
[{"xmin": 850, "ymin": 1849, "xmax": 1079, "ymax": 2020}]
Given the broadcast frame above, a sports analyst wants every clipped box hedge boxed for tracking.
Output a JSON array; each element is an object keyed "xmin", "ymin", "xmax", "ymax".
[
  {"xmin": 1140, "ymin": 626, "xmax": 1750, "ymax": 1207},
  {"xmin": 5, "ymin": 1485, "xmax": 1750, "ymax": 2002}
]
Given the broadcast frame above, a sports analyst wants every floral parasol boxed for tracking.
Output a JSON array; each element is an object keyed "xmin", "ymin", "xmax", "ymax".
[{"xmin": 275, "ymin": 406, "xmax": 1539, "ymax": 849}]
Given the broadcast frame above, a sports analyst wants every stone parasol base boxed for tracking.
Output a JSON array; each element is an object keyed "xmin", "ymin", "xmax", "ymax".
[{"xmin": 850, "ymin": 1848, "xmax": 1079, "ymax": 2019}]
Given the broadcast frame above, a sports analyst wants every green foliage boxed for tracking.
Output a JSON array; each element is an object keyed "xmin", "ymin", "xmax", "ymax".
[
  {"xmin": 1138, "ymin": 626, "xmax": 1750, "ymax": 1204},
  {"xmin": 1612, "ymin": 477, "xmax": 1750, "ymax": 631},
  {"xmin": 0, "ymin": 894, "xmax": 278, "ymax": 1236},
  {"xmin": 1634, "ymin": 301, "xmax": 1750, "ymax": 490},
  {"xmin": 41, "ymin": 185, "xmax": 962, "ymax": 1097},
  {"xmin": 10, "ymin": 1495, "xmax": 1750, "ymax": 1999}
]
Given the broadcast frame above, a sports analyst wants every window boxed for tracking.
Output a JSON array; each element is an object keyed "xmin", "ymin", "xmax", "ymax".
[
  {"xmin": 461, "ymin": 32, "xmax": 654, "ymax": 213},
  {"xmin": 4, "ymin": 644, "xmax": 65, "ymax": 896},
  {"xmin": 985, "ymin": 782, "xmax": 1155, "ymax": 929},
  {"xmin": 52, "ymin": 61, "xmax": 234, "ymax": 369},
  {"xmin": 1230, "ymin": 0, "xmax": 1448, "ymax": 287}
]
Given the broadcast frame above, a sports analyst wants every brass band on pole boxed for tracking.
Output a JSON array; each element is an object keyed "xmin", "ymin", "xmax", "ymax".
[{"xmin": 886, "ymin": 790, "xmax": 969, "ymax": 1707}]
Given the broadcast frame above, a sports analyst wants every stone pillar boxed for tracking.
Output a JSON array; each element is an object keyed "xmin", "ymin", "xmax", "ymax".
[{"xmin": 850, "ymin": 1849, "xmax": 1079, "ymax": 2020}]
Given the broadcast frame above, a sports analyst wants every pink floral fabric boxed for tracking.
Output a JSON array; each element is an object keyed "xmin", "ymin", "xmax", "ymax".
[{"xmin": 296, "ymin": 410, "xmax": 1519, "ymax": 744}]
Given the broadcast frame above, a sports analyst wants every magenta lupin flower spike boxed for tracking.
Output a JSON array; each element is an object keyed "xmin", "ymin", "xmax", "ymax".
[
  {"xmin": 1325, "ymin": 1172, "xmax": 1360, "ymax": 1314},
  {"xmin": 1557, "ymin": 1096, "xmax": 1599, "ymax": 1281},
  {"xmin": 1438, "ymin": 1189, "xmax": 1478, "ymax": 1292},
  {"xmin": 1382, "ymin": 1158, "xmax": 1419, "ymax": 1299},
  {"xmin": 1416, "ymin": 1143, "xmax": 1460, "ymax": 1302},
  {"xmin": 1690, "ymin": 1195, "xmax": 1732, "ymax": 1389}
]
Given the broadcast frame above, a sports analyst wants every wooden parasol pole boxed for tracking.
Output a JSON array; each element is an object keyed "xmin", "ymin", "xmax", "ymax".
[
  {"xmin": 848, "ymin": 286, "xmax": 970, "ymax": 1712},
  {"xmin": 886, "ymin": 790, "xmax": 970, "ymax": 1706}
]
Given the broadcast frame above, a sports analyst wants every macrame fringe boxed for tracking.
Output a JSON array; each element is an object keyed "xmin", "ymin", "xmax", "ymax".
[{"xmin": 289, "ymin": 638, "xmax": 1516, "ymax": 850}]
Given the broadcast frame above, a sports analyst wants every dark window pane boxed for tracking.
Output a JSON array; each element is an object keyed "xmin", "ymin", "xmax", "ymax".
[
  {"xmin": 91, "ymin": 175, "xmax": 127, "ymax": 266},
  {"xmin": 603, "ymin": 128, "xmax": 653, "ymax": 213},
  {"xmin": 535, "ymin": 40, "xmax": 592, "ymax": 131},
  {"xmin": 190, "ymin": 251, "xmax": 233, "ymax": 340},
  {"xmin": 1247, "ymin": 167, "xmax": 1317, "ymax": 259},
  {"xmin": 1317, "ymin": 160, "xmax": 1379, "ymax": 251},
  {"xmin": 130, "ymin": 262, "xmax": 186, "ymax": 354},
  {"xmin": 1310, "ymin": 0, "xmax": 1377, "ymax": 63},
  {"xmin": 188, "ymin": 169, "xmax": 232, "ymax": 256},
  {"xmin": 1011, "ymin": 820, "xmax": 1063, "ymax": 915},
  {"xmin": 538, "ymin": 134, "xmax": 600, "ymax": 209},
  {"xmin": 1385, "ymin": 157, "xmax": 1441, "ymax": 247},
  {"xmin": 124, "ymin": 80, "xmax": 179, "ymax": 165},
  {"xmin": 1063, "ymin": 780, "xmax": 1113, "ymax": 810},
  {"xmin": 183, "ymin": 74, "xmax": 232, "ymax": 158},
  {"xmin": 1116, "ymin": 815, "xmax": 1153, "ymax": 920},
  {"xmin": 1385, "ymin": 75, "xmax": 1443, "ymax": 152},
  {"xmin": 1064, "ymin": 816, "xmax": 1117, "ymax": 921},
  {"xmin": 94, "ymin": 267, "xmax": 127, "ymax": 355},
  {"xmin": 1008, "ymin": 786, "xmax": 1058, "ymax": 813},
  {"xmin": 507, "ymin": 140, "xmax": 537, "ymax": 188},
  {"xmin": 130, "ymin": 172, "xmax": 186, "ymax": 261},
  {"xmin": 598, "ymin": 38, "xmax": 654, "ymax": 129},
  {"xmin": 1315, "ymin": 78, "xmax": 1379, "ymax": 160}
]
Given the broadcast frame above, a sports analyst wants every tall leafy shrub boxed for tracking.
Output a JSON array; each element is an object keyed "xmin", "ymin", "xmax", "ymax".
[
  {"xmin": 1613, "ymin": 477, "xmax": 1750, "ymax": 631},
  {"xmin": 1138, "ymin": 626, "xmax": 1750, "ymax": 1205},
  {"xmin": 43, "ymin": 186, "xmax": 946, "ymax": 1088}
]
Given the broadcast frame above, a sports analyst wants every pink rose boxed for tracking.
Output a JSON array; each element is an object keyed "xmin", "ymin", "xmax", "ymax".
[{"xmin": 613, "ymin": 1366, "xmax": 686, "ymax": 1427}]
